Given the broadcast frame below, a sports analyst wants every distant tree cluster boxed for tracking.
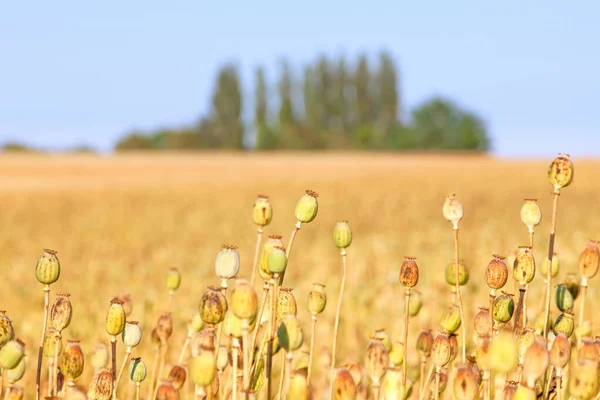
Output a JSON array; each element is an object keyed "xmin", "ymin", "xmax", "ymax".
[{"xmin": 115, "ymin": 52, "xmax": 490, "ymax": 152}]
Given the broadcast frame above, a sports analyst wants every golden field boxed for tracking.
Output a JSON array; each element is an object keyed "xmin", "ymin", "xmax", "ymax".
[{"xmin": 1, "ymin": 152, "xmax": 599, "ymax": 399}]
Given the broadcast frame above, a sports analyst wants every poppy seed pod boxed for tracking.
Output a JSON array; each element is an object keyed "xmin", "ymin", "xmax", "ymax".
[
  {"xmin": 440, "ymin": 305, "xmax": 462, "ymax": 334},
  {"xmin": 214, "ymin": 245, "xmax": 240, "ymax": 281},
  {"xmin": 448, "ymin": 333, "xmax": 458, "ymax": 362},
  {"xmin": 333, "ymin": 221, "xmax": 352, "ymax": 249},
  {"xmin": 6, "ymin": 356, "xmax": 26, "ymax": 383},
  {"xmin": 520, "ymin": 199, "xmax": 542, "ymax": 233},
  {"xmin": 513, "ymin": 246, "xmax": 536, "ymax": 285},
  {"xmin": 474, "ymin": 307, "xmax": 492, "ymax": 337},
  {"xmin": 578, "ymin": 240, "xmax": 600, "ymax": 281},
  {"xmin": 541, "ymin": 253, "xmax": 560, "ymax": 278},
  {"xmin": 475, "ymin": 336, "xmax": 493, "ymax": 371},
  {"xmin": 389, "ymin": 341, "xmax": 404, "ymax": 366},
  {"xmin": 445, "ymin": 260, "xmax": 469, "ymax": 286},
  {"xmin": 276, "ymin": 288, "xmax": 297, "ymax": 322},
  {"xmin": 191, "ymin": 328, "xmax": 217, "ymax": 356},
  {"xmin": 333, "ymin": 367, "xmax": 357, "ymax": 400},
  {"xmin": 43, "ymin": 328, "xmax": 62, "ymax": 358},
  {"xmin": 231, "ymin": 279, "xmax": 258, "ymax": 321},
  {"xmin": 555, "ymin": 284, "xmax": 574, "ymax": 312},
  {"xmin": 89, "ymin": 369, "xmax": 113, "ymax": 400},
  {"xmin": 156, "ymin": 381, "xmax": 179, "ymax": 400},
  {"xmin": 190, "ymin": 350, "xmax": 216, "ymax": 387},
  {"xmin": 223, "ymin": 311, "xmax": 243, "ymax": 338},
  {"xmin": 0, "ymin": 311, "xmax": 14, "ymax": 348},
  {"xmin": 345, "ymin": 363, "xmax": 362, "ymax": 386},
  {"xmin": 91, "ymin": 344, "xmax": 109, "ymax": 371},
  {"xmin": 381, "ymin": 367, "xmax": 405, "ymax": 400},
  {"xmin": 287, "ymin": 374, "xmax": 311, "ymax": 400},
  {"xmin": 399, "ymin": 256, "xmax": 419, "ymax": 288},
  {"xmin": 365, "ymin": 337, "xmax": 389, "ymax": 384},
  {"xmin": 105, "ymin": 299, "xmax": 126, "ymax": 336},
  {"xmin": 522, "ymin": 339, "xmax": 549, "ymax": 388},
  {"xmin": 294, "ymin": 190, "xmax": 319, "ymax": 223},
  {"xmin": 453, "ymin": 363, "xmax": 479, "ymax": 400},
  {"xmin": 408, "ymin": 290, "xmax": 422, "ymax": 316},
  {"xmin": 489, "ymin": 331, "xmax": 518, "ymax": 373},
  {"xmin": 416, "ymin": 330, "xmax": 434, "ymax": 358},
  {"xmin": 259, "ymin": 235, "xmax": 284, "ymax": 281},
  {"xmin": 0, "ymin": 339, "xmax": 24, "ymax": 370},
  {"xmin": 432, "ymin": 332, "xmax": 452, "ymax": 368},
  {"xmin": 564, "ymin": 273, "xmax": 580, "ymax": 300},
  {"xmin": 442, "ymin": 194, "xmax": 463, "ymax": 229},
  {"xmin": 199, "ymin": 286, "xmax": 228, "ymax": 325},
  {"xmin": 278, "ymin": 314, "xmax": 304, "ymax": 352},
  {"xmin": 122, "ymin": 321, "xmax": 142, "ymax": 348},
  {"xmin": 548, "ymin": 153, "xmax": 574, "ymax": 191},
  {"xmin": 568, "ymin": 359, "xmax": 598, "ymax": 400},
  {"xmin": 252, "ymin": 195, "xmax": 273, "ymax": 227},
  {"xmin": 35, "ymin": 248, "xmax": 60, "ymax": 285},
  {"xmin": 307, "ymin": 283, "xmax": 327, "ymax": 316},
  {"xmin": 216, "ymin": 345, "xmax": 229, "ymax": 371},
  {"xmin": 61, "ymin": 340, "xmax": 85, "ymax": 381},
  {"xmin": 579, "ymin": 338, "xmax": 598, "ymax": 363},
  {"xmin": 493, "ymin": 292, "xmax": 515, "ymax": 324},
  {"xmin": 550, "ymin": 333, "xmax": 571, "ymax": 369},
  {"xmin": 517, "ymin": 328, "xmax": 536, "ymax": 363},
  {"xmin": 374, "ymin": 329, "xmax": 392, "ymax": 354},
  {"xmin": 166, "ymin": 267, "xmax": 181, "ymax": 291},
  {"xmin": 129, "ymin": 357, "xmax": 147, "ymax": 382},
  {"xmin": 486, "ymin": 255, "xmax": 508, "ymax": 291},
  {"xmin": 267, "ymin": 246, "xmax": 287, "ymax": 275},
  {"xmin": 553, "ymin": 311, "xmax": 575, "ymax": 338},
  {"xmin": 50, "ymin": 294, "xmax": 72, "ymax": 332}
]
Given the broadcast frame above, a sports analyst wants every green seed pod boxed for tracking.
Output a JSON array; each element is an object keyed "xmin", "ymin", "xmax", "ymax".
[
  {"xmin": 442, "ymin": 194, "xmax": 463, "ymax": 229},
  {"xmin": 105, "ymin": 299, "xmax": 126, "ymax": 336},
  {"xmin": 555, "ymin": 284, "xmax": 574, "ymax": 312},
  {"xmin": 550, "ymin": 333, "xmax": 570, "ymax": 369},
  {"xmin": 579, "ymin": 240, "xmax": 600, "ymax": 281},
  {"xmin": 287, "ymin": 374, "xmax": 310, "ymax": 400},
  {"xmin": 259, "ymin": 235, "xmax": 284, "ymax": 281},
  {"xmin": 486, "ymin": 255, "xmax": 508, "ymax": 290},
  {"xmin": 568, "ymin": 359, "xmax": 598, "ymax": 400},
  {"xmin": 492, "ymin": 291, "xmax": 515, "ymax": 324},
  {"xmin": 381, "ymin": 367, "xmax": 405, "ymax": 400},
  {"xmin": 278, "ymin": 314, "xmax": 304, "ymax": 352},
  {"xmin": 122, "ymin": 321, "xmax": 142, "ymax": 348},
  {"xmin": 373, "ymin": 329, "xmax": 392, "ymax": 354},
  {"xmin": 489, "ymin": 331, "xmax": 518, "ymax": 373},
  {"xmin": 0, "ymin": 339, "xmax": 24, "ymax": 369},
  {"xmin": 445, "ymin": 260, "xmax": 469, "ymax": 286},
  {"xmin": 579, "ymin": 338, "xmax": 598, "ymax": 363},
  {"xmin": 541, "ymin": 253, "xmax": 559, "ymax": 278},
  {"xmin": 89, "ymin": 369, "xmax": 113, "ymax": 400},
  {"xmin": 0, "ymin": 311, "xmax": 14, "ymax": 348},
  {"xmin": 513, "ymin": 386, "xmax": 537, "ymax": 400},
  {"xmin": 129, "ymin": 357, "xmax": 147, "ymax": 382},
  {"xmin": 513, "ymin": 246, "xmax": 536, "ymax": 285},
  {"xmin": 223, "ymin": 311, "xmax": 243, "ymax": 338},
  {"xmin": 199, "ymin": 286, "xmax": 228, "ymax": 325},
  {"xmin": 190, "ymin": 350, "xmax": 216, "ymax": 387},
  {"xmin": 61, "ymin": 340, "xmax": 84, "ymax": 380},
  {"xmin": 156, "ymin": 380, "xmax": 178, "ymax": 400},
  {"xmin": 408, "ymin": 290, "xmax": 422, "ymax": 316},
  {"xmin": 189, "ymin": 311, "xmax": 204, "ymax": 333},
  {"xmin": 365, "ymin": 337, "xmax": 389, "ymax": 385},
  {"xmin": 333, "ymin": 367, "xmax": 357, "ymax": 400},
  {"xmin": 230, "ymin": 279, "xmax": 258, "ymax": 321},
  {"xmin": 520, "ymin": 199, "xmax": 542, "ymax": 233},
  {"xmin": 216, "ymin": 345, "xmax": 229, "ymax": 371},
  {"xmin": 388, "ymin": 341, "xmax": 404, "ymax": 367},
  {"xmin": 276, "ymin": 288, "xmax": 297, "ymax": 322},
  {"xmin": 50, "ymin": 294, "xmax": 72, "ymax": 332},
  {"xmin": 432, "ymin": 332, "xmax": 452, "ymax": 368},
  {"xmin": 6, "ymin": 355, "xmax": 26, "ymax": 383},
  {"xmin": 453, "ymin": 363, "xmax": 478, "ymax": 400},
  {"xmin": 214, "ymin": 245, "xmax": 240, "ymax": 281},
  {"xmin": 91, "ymin": 344, "xmax": 109, "ymax": 372},
  {"xmin": 333, "ymin": 221, "xmax": 352, "ymax": 249},
  {"xmin": 294, "ymin": 190, "xmax": 319, "ymax": 223},
  {"xmin": 115, "ymin": 294, "xmax": 133, "ymax": 317},
  {"xmin": 553, "ymin": 311, "xmax": 575, "ymax": 338},
  {"xmin": 522, "ymin": 339, "xmax": 549, "ymax": 388},
  {"xmin": 474, "ymin": 307, "xmax": 492, "ymax": 337},
  {"xmin": 548, "ymin": 153, "xmax": 574, "ymax": 191},
  {"xmin": 252, "ymin": 195, "xmax": 273, "ymax": 227},
  {"xmin": 267, "ymin": 246, "xmax": 287, "ymax": 275},
  {"xmin": 416, "ymin": 329, "xmax": 433, "ymax": 358},
  {"xmin": 307, "ymin": 283, "xmax": 327, "ymax": 316},
  {"xmin": 166, "ymin": 267, "xmax": 181, "ymax": 291},
  {"xmin": 43, "ymin": 328, "xmax": 62, "ymax": 358},
  {"xmin": 440, "ymin": 305, "xmax": 461, "ymax": 333},
  {"xmin": 35, "ymin": 248, "xmax": 60, "ymax": 285},
  {"xmin": 517, "ymin": 328, "xmax": 536, "ymax": 363},
  {"xmin": 4, "ymin": 386, "xmax": 22, "ymax": 400},
  {"xmin": 475, "ymin": 336, "xmax": 493, "ymax": 371},
  {"xmin": 191, "ymin": 328, "xmax": 216, "ymax": 356},
  {"xmin": 564, "ymin": 273, "xmax": 580, "ymax": 300},
  {"xmin": 399, "ymin": 256, "xmax": 419, "ymax": 288}
]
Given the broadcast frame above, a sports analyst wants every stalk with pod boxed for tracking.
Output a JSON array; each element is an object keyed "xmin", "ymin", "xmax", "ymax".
[
  {"xmin": 399, "ymin": 256, "xmax": 419, "ymax": 389},
  {"xmin": 512, "ymin": 246, "xmax": 535, "ymax": 334},
  {"xmin": 519, "ymin": 198, "xmax": 541, "ymax": 327},
  {"xmin": 116, "ymin": 321, "xmax": 142, "ymax": 395},
  {"xmin": 577, "ymin": 239, "xmax": 599, "ymax": 347},
  {"xmin": 306, "ymin": 283, "xmax": 327, "ymax": 387},
  {"xmin": 250, "ymin": 195, "xmax": 273, "ymax": 286},
  {"xmin": 485, "ymin": 255, "xmax": 508, "ymax": 336},
  {"xmin": 214, "ymin": 244, "xmax": 241, "ymax": 363},
  {"xmin": 104, "ymin": 298, "xmax": 126, "ymax": 400},
  {"xmin": 49, "ymin": 293, "xmax": 72, "ymax": 395}
]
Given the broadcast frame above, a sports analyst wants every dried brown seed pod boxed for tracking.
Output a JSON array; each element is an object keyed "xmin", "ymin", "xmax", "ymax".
[
  {"xmin": 416, "ymin": 329, "xmax": 433, "ymax": 358},
  {"xmin": 168, "ymin": 364, "xmax": 187, "ymax": 390},
  {"xmin": 61, "ymin": 340, "xmax": 85, "ymax": 381},
  {"xmin": 191, "ymin": 327, "xmax": 217, "ymax": 356},
  {"xmin": 50, "ymin": 294, "xmax": 72, "ymax": 332},
  {"xmin": 199, "ymin": 286, "xmax": 228, "ymax": 325},
  {"xmin": 578, "ymin": 338, "xmax": 598, "ymax": 363},
  {"xmin": 88, "ymin": 369, "xmax": 113, "ymax": 400},
  {"xmin": 252, "ymin": 195, "xmax": 273, "ymax": 227},
  {"xmin": 155, "ymin": 312, "xmax": 173, "ymax": 344},
  {"xmin": 550, "ymin": 333, "xmax": 570, "ymax": 369},
  {"xmin": 513, "ymin": 246, "xmax": 536, "ymax": 286},
  {"xmin": 156, "ymin": 380, "xmax": 179, "ymax": 400},
  {"xmin": 0, "ymin": 311, "xmax": 14, "ymax": 348},
  {"xmin": 333, "ymin": 367, "xmax": 357, "ymax": 400},
  {"xmin": 276, "ymin": 288, "xmax": 297, "ymax": 322},
  {"xmin": 364, "ymin": 337, "xmax": 389, "ymax": 385},
  {"xmin": 432, "ymin": 332, "xmax": 452, "ymax": 368},
  {"xmin": 486, "ymin": 255, "xmax": 508, "ymax": 291},
  {"xmin": 548, "ymin": 153, "xmax": 574, "ymax": 191},
  {"xmin": 474, "ymin": 307, "xmax": 492, "ymax": 337},
  {"xmin": 578, "ymin": 240, "xmax": 600, "ymax": 282},
  {"xmin": 453, "ymin": 363, "xmax": 479, "ymax": 400},
  {"xmin": 522, "ymin": 339, "xmax": 549, "ymax": 388},
  {"xmin": 399, "ymin": 256, "xmax": 419, "ymax": 288},
  {"xmin": 568, "ymin": 359, "xmax": 598, "ymax": 400}
]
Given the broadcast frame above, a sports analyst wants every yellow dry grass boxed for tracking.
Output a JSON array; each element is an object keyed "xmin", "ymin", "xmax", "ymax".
[{"xmin": 1, "ymin": 152, "xmax": 599, "ymax": 398}]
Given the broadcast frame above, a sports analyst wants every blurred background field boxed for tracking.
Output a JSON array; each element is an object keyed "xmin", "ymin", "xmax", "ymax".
[{"xmin": 1, "ymin": 153, "xmax": 599, "ymax": 395}]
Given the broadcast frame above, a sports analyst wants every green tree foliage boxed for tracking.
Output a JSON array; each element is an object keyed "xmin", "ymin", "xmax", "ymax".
[{"xmin": 114, "ymin": 52, "xmax": 490, "ymax": 153}]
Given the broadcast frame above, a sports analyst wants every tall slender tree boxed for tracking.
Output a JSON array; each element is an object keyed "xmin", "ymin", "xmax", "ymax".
[
  {"xmin": 210, "ymin": 64, "xmax": 244, "ymax": 148},
  {"xmin": 255, "ymin": 66, "xmax": 271, "ymax": 149}
]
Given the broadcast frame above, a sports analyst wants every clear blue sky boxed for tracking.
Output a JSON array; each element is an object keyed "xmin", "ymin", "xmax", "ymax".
[{"xmin": 1, "ymin": 1, "xmax": 598, "ymax": 157}]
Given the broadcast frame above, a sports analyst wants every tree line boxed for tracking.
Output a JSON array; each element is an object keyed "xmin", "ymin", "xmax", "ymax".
[{"xmin": 116, "ymin": 52, "xmax": 490, "ymax": 152}]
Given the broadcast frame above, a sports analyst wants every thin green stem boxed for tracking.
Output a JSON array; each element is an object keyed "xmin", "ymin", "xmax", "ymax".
[
  {"xmin": 328, "ymin": 249, "xmax": 347, "ymax": 400},
  {"xmin": 544, "ymin": 190, "xmax": 560, "ymax": 339},
  {"xmin": 36, "ymin": 285, "xmax": 50, "ymax": 400},
  {"xmin": 250, "ymin": 227, "xmax": 263, "ymax": 286},
  {"xmin": 115, "ymin": 347, "xmax": 132, "ymax": 398}
]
